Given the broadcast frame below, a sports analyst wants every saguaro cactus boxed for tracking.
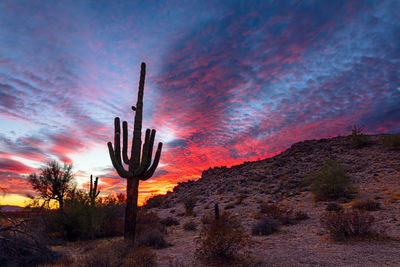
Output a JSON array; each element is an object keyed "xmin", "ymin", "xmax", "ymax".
[
  {"xmin": 107, "ymin": 62, "xmax": 163, "ymax": 243},
  {"xmin": 214, "ymin": 202, "xmax": 219, "ymax": 220},
  {"xmin": 89, "ymin": 175, "xmax": 100, "ymax": 207}
]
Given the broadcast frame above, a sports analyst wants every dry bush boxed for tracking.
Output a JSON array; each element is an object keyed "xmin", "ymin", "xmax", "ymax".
[
  {"xmin": 352, "ymin": 199, "xmax": 381, "ymax": 211},
  {"xmin": 251, "ymin": 217, "xmax": 280, "ymax": 236},
  {"xmin": 123, "ymin": 247, "xmax": 157, "ymax": 267},
  {"xmin": 258, "ymin": 203, "xmax": 295, "ymax": 225},
  {"xmin": 145, "ymin": 195, "xmax": 165, "ymax": 209},
  {"xmin": 0, "ymin": 214, "xmax": 57, "ymax": 266},
  {"xmin": 183, "ymin": 196, "xmax": 197, "ymax": 216},
  {"xmin": 350, "ymin": 125, "xmax": 369, "ymax": 148},
  {"xmin": 201, "ymin": 213, "xmax": 214, "ymax": 225},
  {"xmin": 294, "ymin": 210, "xmax": 310, "ymax": 221},
  {"xmin": 183, "ymin": 220, "xmax": 197, "ymax": 231},
  {"xmin": 78, "ymin": 239, "xmax": 130, "ymax": 267},
  {"xmin": 224, "ymin": 203, "xmax": 235, "ymax": 210},
  {"xmin": 135, "ymin": 209, "xmax": 167, "ymax": 248},
  {"xmin": 168, "ymin": 258, "xmax": 187, "ymax": 267},
  {"xmin": 160, "ymin": 216, "xmax": 179, "ymax": 227},
  {"xmin": 195, "ymin": 212, "xmax": 251, "ymax": 265},
  {"xmin": 383, "ymin": 134, "xmax": 400, "ymax": 149},
  {"xmin": 326, "ymin": 202, "xmax": 343, "ymax": 211},
  {"xmin": 320, "ymin": 209, "xmax": 376, "ymax": 241}
]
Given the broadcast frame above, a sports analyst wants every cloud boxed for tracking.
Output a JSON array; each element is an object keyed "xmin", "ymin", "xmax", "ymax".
[{"xmin": 0, "ymin": 0, "xmax": 399, "ymax": 204}]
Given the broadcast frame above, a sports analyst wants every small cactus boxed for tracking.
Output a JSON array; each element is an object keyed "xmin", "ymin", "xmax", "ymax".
[
  {"xmin": 89, "ymin": 175, "xmax": 100, "ymax": 207},
  {"xmin": 214, "ymin": 202, "xmax": 219, "ymax": 220}
]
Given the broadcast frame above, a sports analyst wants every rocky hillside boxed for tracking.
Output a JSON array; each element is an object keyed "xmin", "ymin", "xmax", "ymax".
[
  {"xmin": 145, "ymin": 134, "xmax": 400, "ymax": 266},
  {"xmin": 152, "ymin": 134, "xmax": 400, "ymax": 208}
]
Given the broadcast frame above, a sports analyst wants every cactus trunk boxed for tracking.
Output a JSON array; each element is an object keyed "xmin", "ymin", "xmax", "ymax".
[
  {"xmin": 107, "ymin": 62, "xmax": 163, "ymax": 245},
  {"xmin": 125, "ymin": 178, "xmax": 139, "ymax": 240}
]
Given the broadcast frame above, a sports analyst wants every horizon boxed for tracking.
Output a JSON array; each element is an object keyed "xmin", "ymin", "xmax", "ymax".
[{"xmin": 1, "ymin": 0, "xmax": 399, "ymax": 207}]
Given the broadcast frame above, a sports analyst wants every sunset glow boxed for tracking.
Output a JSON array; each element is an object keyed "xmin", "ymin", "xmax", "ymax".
[{"xmin": 0, "ymin": 1, "xmax": 399, "ymax": 207}]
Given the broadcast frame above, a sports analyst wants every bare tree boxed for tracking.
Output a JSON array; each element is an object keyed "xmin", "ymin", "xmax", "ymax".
[{"xmin": 28, "ymin": 161, "xmax": 75, "ymax": 210}]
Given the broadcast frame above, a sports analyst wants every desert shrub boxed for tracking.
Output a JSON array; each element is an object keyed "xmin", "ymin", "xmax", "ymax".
[
  {"xmin": 320, "ymin": 209, "xmax": 375, "ymax": 241},
  {"xmin": 168, "ymin": 258, "xmax": 186, "ymax": 267},
  {"xmin": 0, "ymin": 214, "xmax": 58, "ymax": 266},
  {"xmin": 45, "ymin": 192, "xmax": 124, "ymax": 241},
  {"xmin": 383, "ymin": 134, "xmax": 400, "ymax": 149},
  {"xmin": 135, "ymin": 209, "xmax": 167, "ymax": 248},
  {"xmin": 258, "ymin": 203, "xmax": 295, "ymax": 225},
  {"xmin": 160, "ymin": 216, "xmax": 179, "ymax": 227},
  {"xmin": 326, "ymin": 202, "xmax": 343, "ymax": 211},
  {"xmin": 251, "ymin": 217, "xmax": 280, "ymax": 236},
  {"xmin": 183, "ymin": 220, "xmax": 197, "ymax": 231},
  {"xmin": 294, "ymin": 211, "xmax": 310, "ymax": 221},
  {"xmin": 352, "ymin": 199, "xmax": 381, "ymax": 211},
  {"xmin": 195, "ymin": 212, "xmax": 250, "ymax": 265},
  {"xmin": 224, "ymin": 203, "xmax": 235, "ymax": 210},
  {"xmin": 145, "ymin": 195, "xmax": 164, "ymax": 209},
  {"xmin": 308, "ymin": 160, "xmax": 355, "ymax": 201},
  {"xmin": 350, "ymin": 125, "xmax": 369, "ymax": 149},
  {"xmin": 136, "ymin": 228, "xmax": 167, "ymax": 249},
  {"xmin": 123, "ymin": 247, "xmax": 157, "ymax": 267},
  {"xmin": 78, "ymin": 239, "xmax": 129, "ymax": 267},
  {"xmin": 183, "ymin": 196, "xmax": 197, "ymax": 216},
  {"xmin": 201, "ymin": 213, "xmax": 214, "ymax": 225}
]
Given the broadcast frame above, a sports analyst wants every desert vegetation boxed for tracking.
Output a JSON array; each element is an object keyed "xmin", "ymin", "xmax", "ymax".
[
  {"xmin": 306, "ymin": 159, "xmax": 355, "ymax": 201},
  {"xmin": 2, "ymin": 132, "xmax": 400, "ymax": 266}
]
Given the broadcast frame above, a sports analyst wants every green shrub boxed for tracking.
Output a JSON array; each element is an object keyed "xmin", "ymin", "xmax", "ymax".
[
  {"xmin": 45, "ymin": 191, "xmax": 124, "ymax": 241},
  {"xmin": 383, "ymin": 134, "xmax": 400, "ymax": 149},
  {"xmin": 308, "ymin": 160, "xmax": 355, "ymax": 201},
  {"xmin": 195, "ymin": 212, "xmax": 250, "ymax": 265},
  {"xmin": 320, "ymin": 209, "xmax": 375, "ymax": 241},
  {"xmin": 251, "ymin": 217, "xmax": 280, "ymax": 236}
]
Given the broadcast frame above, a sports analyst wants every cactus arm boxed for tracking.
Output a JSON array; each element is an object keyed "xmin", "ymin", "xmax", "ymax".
[
  {"xmin": 89, "ymin": 175, "xmax": 93, "ymax": 196},
  {"xmin": 145, "ymin": 129, "xmax": 156, "ymax": 170},
  {"xmin": 95, "ymin": 177, "xmax": 100, "ymax": 197},
  {"xmin": 141, "ymin": 142, "xmax": 162, "ymax": 180},
  {"xmin": 94, "ymin": 176, "xmax": 98, "ymax": 192},
  {"xmin": 107, "ymin": 142, "xmax": 132, "ymax": 179},
  {"xmin": 134, "ymin": 129, "xmax": 151, "ymax": 176},
  {"xmin": 113, "ymin": 117, "xmax": 122, "ymax": 166},
  {"xmin": 122, "ymin": 121, "xmax": 130, "ymax": 164}
]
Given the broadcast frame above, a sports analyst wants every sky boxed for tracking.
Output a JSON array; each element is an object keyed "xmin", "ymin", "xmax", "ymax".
[{"xmin": 0, "ymin": 0, "xmax": 399, "ymax": 207}]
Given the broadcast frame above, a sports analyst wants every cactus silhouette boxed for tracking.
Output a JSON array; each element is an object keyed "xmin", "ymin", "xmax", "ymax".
[
  {"xmin": 214, "ymin": 202, "xmax": 219, "ymax": 220},
  {"xmin": 89, "ymin": 175, "xmax": 100, "ymax": 207},
  {"xmin": 107, "ymin": 62, "xmax": 163, "ymax": 243}
]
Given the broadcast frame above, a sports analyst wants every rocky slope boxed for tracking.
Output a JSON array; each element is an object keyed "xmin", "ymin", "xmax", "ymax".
[{"xmin": 146, "ymin": 134, "xmax": 400, "ymax": 266}]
